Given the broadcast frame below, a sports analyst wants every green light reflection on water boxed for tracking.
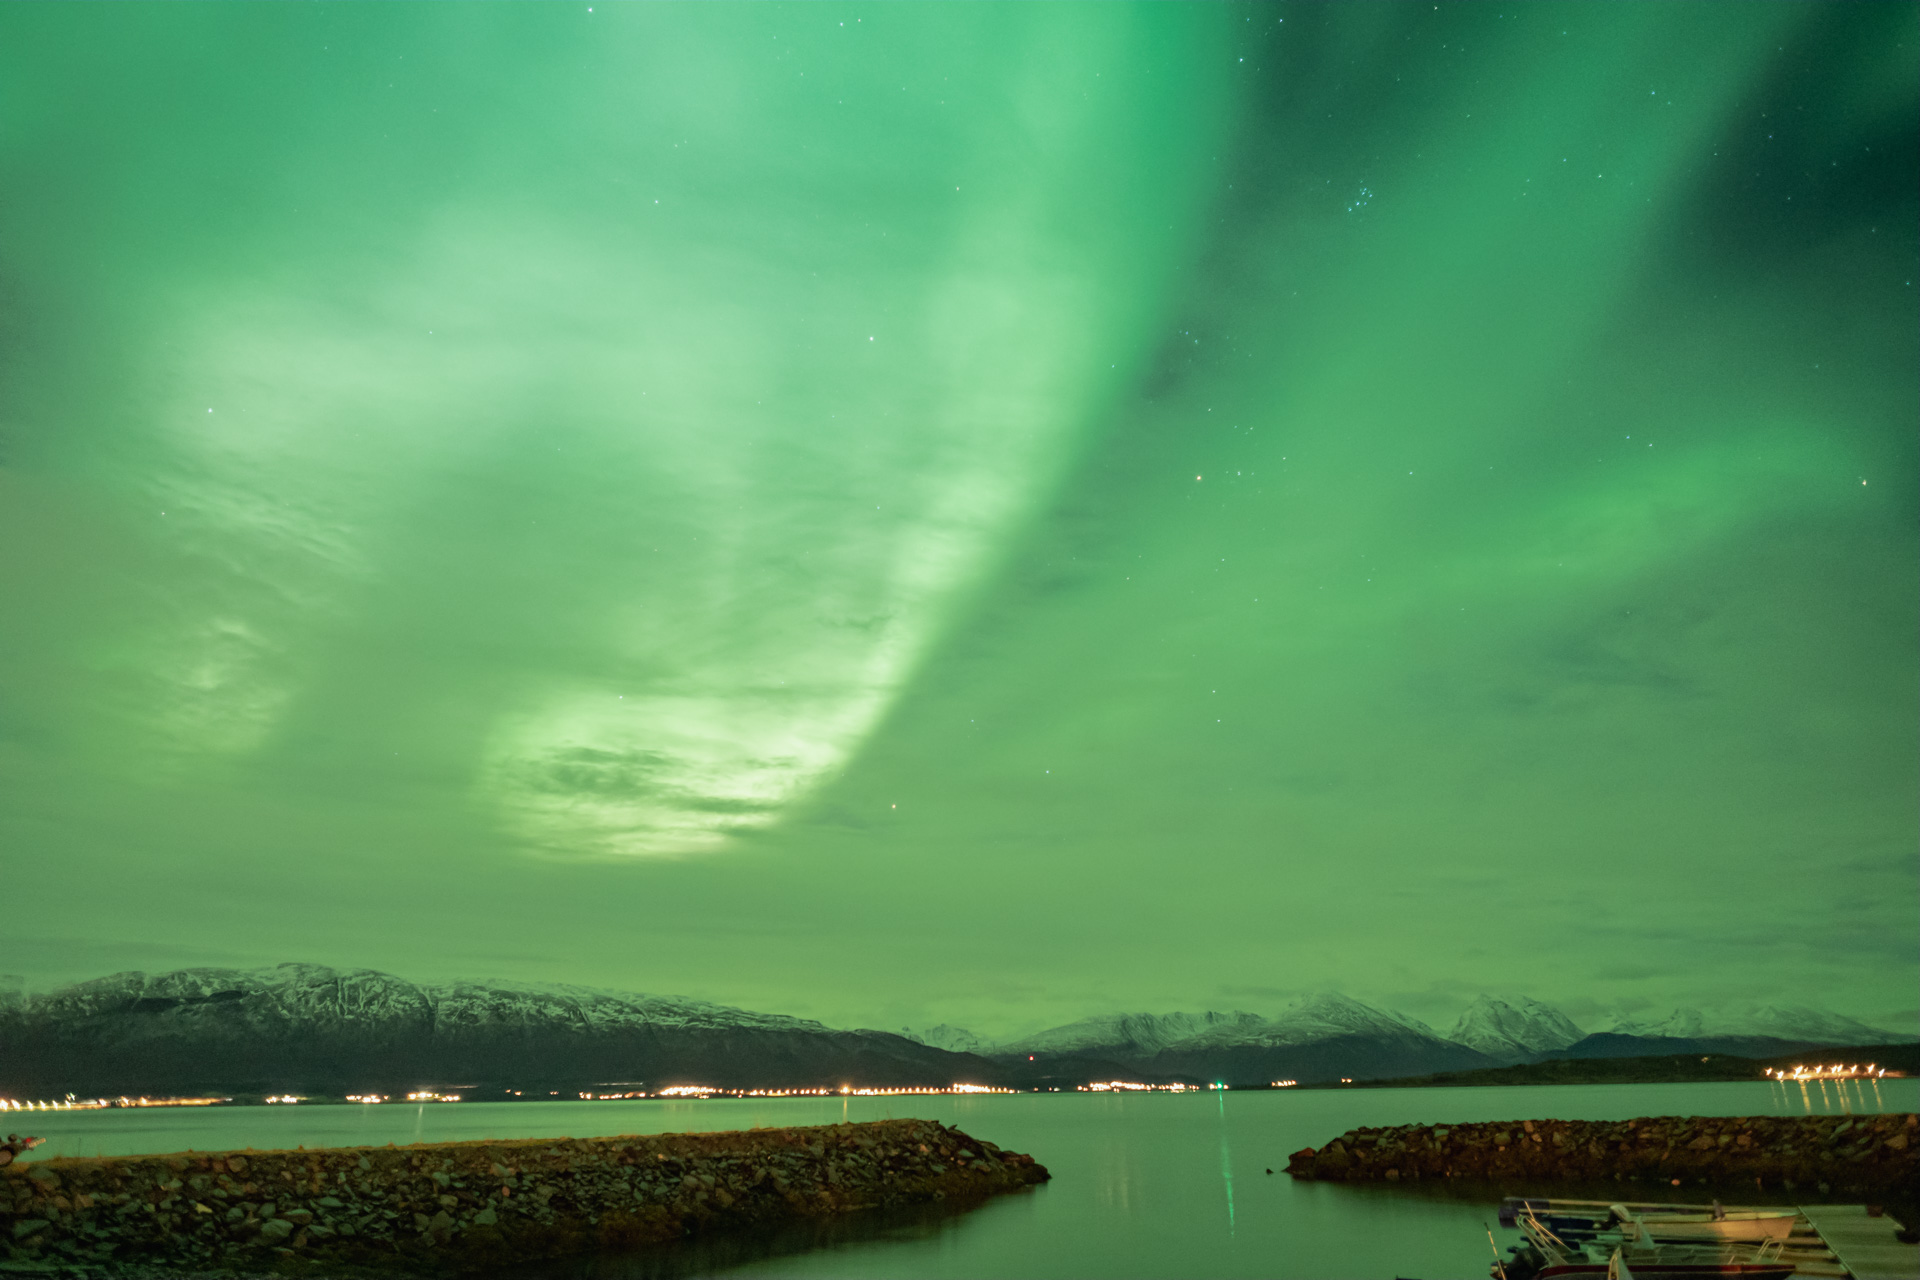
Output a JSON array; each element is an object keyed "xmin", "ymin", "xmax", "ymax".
[{"xmin": 1216, "ymin": 1085, "xmax": 1235, "ymax": 1236}]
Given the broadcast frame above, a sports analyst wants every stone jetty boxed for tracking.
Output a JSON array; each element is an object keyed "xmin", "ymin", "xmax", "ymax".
[
  {"xmin": 1286, "ymin": 1112, "xmax": 1917, "ymax": 1195},
  {"xmin": 1, "ymin": 1119, "xmax": 1046, "ymax": 1273}
]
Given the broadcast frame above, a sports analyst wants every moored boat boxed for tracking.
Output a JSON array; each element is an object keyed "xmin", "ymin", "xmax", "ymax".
[
  {"xmin": 1501, "ymin": 1197, "xmax": 1799, "ymax": 1243},
  {"xmin": 1493, "ymin": 1202, "xmax": 1800, "ymax": 1280},
  {"xmin": 1620, "ymin": 1206, "xmax": 1799, "ymax": 1244}
]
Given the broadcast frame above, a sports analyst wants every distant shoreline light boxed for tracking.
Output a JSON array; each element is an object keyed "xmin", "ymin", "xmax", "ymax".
[
  {"xmin": 0, "ymin": 1082, "xmax": 1352, "ymax": 1107},
  {"xmin": 0, "ymin": 1096, "xmax": 230, "ymax": 1111},
  {"xmin": 582, "ymin": 1083, "xmax": 1018, "ymax": 1100},
  {"xmin": 1765, "ymin": 1064, "xmax": 1900, "ymax": 1082}
]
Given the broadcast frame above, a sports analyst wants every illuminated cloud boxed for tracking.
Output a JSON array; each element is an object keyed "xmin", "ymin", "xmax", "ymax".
[{"xmin": 98, "ymin": 8, "xmax": 1232, "ymax": 855}]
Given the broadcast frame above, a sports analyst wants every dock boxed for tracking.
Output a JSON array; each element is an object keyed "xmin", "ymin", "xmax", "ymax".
[
  {"xmin": 1496, "ymin": 1196, "xmax": 1917, "ymax": 1279},
  {"xmin": 1799, "ymin": 1205, "xmax": 1919, "ymax": 1280}
]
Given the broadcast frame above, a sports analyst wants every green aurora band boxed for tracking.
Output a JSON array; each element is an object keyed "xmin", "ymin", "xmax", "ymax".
[{"xmin": 1, "ymin": 3, "xmax": 1914, "ymax": 1037}]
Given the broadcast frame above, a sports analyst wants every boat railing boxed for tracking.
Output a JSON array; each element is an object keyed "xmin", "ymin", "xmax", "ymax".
[{"xmin": 1516, "ymin": 1204, "xmax": 1572, "ymax": 1252}]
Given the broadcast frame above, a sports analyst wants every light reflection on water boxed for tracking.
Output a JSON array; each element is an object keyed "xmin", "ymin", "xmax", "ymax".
[
  {"xmin": 13, "ymin": 1080, "xmax": 1916, "ymax": 1279},
  {"xmin": 1768, "ymin": 1074, "xmax": 1893, "ymax": 1115},
  {"xmin": 1216, "ymin": 1086, "xmax": 1236, "ymax": 1236}
]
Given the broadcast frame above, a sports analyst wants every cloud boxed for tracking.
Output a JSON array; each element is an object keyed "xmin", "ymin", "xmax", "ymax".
[{"xmin": 41, "ymin": 10, "xmax": 1239, "ymax": 859}]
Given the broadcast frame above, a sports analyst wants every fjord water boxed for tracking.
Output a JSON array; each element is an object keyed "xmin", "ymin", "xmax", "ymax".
[{"xmin": 20, "ymin": 1080, "xmax": 1917, "ymax": 1279}]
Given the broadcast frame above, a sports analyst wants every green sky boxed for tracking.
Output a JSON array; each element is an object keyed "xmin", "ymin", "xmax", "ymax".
[{"xmin": 1, "ymin": 3, "xmax": 1913, "ymax": 1039}]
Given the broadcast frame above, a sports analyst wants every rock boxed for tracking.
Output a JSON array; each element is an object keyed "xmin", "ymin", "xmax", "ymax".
[
  {"xmin": 0, "ymin": 1119, "xmax": 1047, "ymax": 1272},
  {"xmin": 1284, "ymin": 1114, "xmax": 1917, "ymax": 1191}
]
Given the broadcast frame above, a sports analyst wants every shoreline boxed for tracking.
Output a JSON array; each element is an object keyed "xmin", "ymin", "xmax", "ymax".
[
  {"xmin": 1, "ymin": 1119, "xmax": 1046, "ymax": 1276},
  {"xmin": 5, "ymin": 1040, "xmax": 1910, "ymax": 1111},
  {"xmin": 1285, "ymin": 1112, "xmax": 1917, "ymax": 1204}
]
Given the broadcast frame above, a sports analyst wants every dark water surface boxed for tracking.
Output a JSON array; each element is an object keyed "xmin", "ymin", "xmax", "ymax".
[{"xmin": 16, "ymin": 1079, "xmax": 1915, "ymax": 1278}]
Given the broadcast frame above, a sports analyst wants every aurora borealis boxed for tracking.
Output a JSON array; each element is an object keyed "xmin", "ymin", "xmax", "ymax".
[{"xmin": 1, "ymin": 4, "xmax": 1913, "ymax": 1039}]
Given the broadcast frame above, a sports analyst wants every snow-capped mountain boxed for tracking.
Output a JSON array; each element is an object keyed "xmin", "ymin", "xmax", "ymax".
[
  {"xmin": 1448, "ymin": 996, "xmax": 1586, "ymax": 1060},
  {"xmin": 1147, "ymin": 993, "xmax": 1494, "ymax": 1081},
  {"xmin": 26, "ymin": 964, "xmax": 823, "ymax": 1037},
  {"xmin": 900, "ymin": 1024, "xmax": 990, "ymax": 1055},
  {"xmin": 987, "ymin": 995, "xmax": 1498, "ymax": 1082},
  {"xmin": 0, "ymin": 963, "xmax": 1006, "ymax": 1097},
  {"xmin": 16, "ymin": 967, "xmax": 1898, "ymax": 1098},
  {"xmin": 988, "ymin": 994, "xmax": 1491, "ymax": 1083},
  {"xmin": 1259, "ymin": 992, "xmax": 1443, "ymax": 1044},
  {"xmin": 1608, "ymin": 1005, "xmax": 1908, "ymax": 1046},
  {"xmin": 997, "ymin": 1011, "xmax": 1266, "ymax": 1061}
]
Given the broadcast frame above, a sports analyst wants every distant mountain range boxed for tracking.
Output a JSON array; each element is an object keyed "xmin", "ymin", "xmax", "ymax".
[
  {"xmin": 1135, "ymin": 995, "xmax": 1495, "ymax": 1084},
  {"xmin": 906, "ymin": 994, "xmax": 1913, "ymax": 1081},
  {"xmin": 1539, "ymin": 1005, "xmax": 1908, "ymax": 1063},
  {"xmin": 1606, "ymin": 1005, "xmax": 1899, "ymax": 1046},
  {"xmin": 0, "ymin": 964, "xmax": 1003, "ymax": 1098},
  {"xmin": 2, "ymin": 965, "xmax": 1910, "ymax": 1099},
  {"xmin": 918, "ymin": 995, "xmax": 1515, "ymax": 1084}
]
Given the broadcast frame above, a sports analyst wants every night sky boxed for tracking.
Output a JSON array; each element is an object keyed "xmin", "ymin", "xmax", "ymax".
[{"xmin": 2, "ymin": 4, "xmax": 1913, "ymax": 1039}]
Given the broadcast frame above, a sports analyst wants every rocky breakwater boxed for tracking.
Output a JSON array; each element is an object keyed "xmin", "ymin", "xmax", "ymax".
[
  {"xmin": 1287, "ymin": 1112, "xmax": 1917, "ymax": 1195},
  {"xmin": 1, "ymin": 1119, "xmax": 1047, "ymax": 1273}
]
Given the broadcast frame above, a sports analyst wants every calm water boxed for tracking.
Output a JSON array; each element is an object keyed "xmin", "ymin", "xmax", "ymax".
[{"xmin": 14, "ymin": 1079, "xmax": 1915, "ymax": 1279}]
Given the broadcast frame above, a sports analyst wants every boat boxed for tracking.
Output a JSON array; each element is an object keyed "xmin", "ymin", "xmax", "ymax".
[
  {"xmin": 1505, "ymin": 1198, "xmax": 1802, "ymax": 1241},
  {"xmin": 1492, "ymin": 1202, "xmax": 1800, "ymax": 1280},
  {"xmin": 1499, "ymin": 1199, "xmax": 1797, "ymax": 1245},
  {"xmin": 1618, "ymin": 1206, "xmax": 1799, "ymax": 1244}
]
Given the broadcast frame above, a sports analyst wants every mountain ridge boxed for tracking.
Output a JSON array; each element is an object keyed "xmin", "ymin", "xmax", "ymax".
[
  {"xmin": 1605, "ymin": 1004, "xmax": 1903, "ymax": 1046},
  {"xmin": 5, "ymin": 968, "xmax": 1910, "ymax": 1097},
  {"xmin": 0, "ymin": 963, "xmax": 1004, "ymax": 1097},
  {"xmin": 972, "ymin": 993, "xmax": 1503, "ymax": 1083},
  {"xmin": 1450, "ymin": 995, "xmax": 1587, "ymax": 1060},
  {"xmin": 911, "ymin": 995, "xmax": 1912, "ymax": 1063}
]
